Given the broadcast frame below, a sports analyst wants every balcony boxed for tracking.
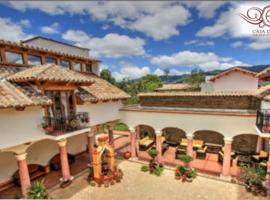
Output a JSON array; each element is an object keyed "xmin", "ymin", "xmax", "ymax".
[
  {"xmin": 42, "ymin": 112, "xmax": 90, "ymax": 136},
  {"xmin": 256, "ymin": 109, "xmax": 270, "ymax": 134}
]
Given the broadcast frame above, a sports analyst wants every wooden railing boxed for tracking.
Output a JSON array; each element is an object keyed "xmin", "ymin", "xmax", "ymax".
[{"xmin": 256, "ymin": 109, "xmax": 270, "ymax": 133}]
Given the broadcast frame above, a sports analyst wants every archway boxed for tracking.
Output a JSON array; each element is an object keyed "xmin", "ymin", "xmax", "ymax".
[
  {"xmin": 194, "ymin": 130, "xmax": 224, "ymax": 145},
  {"xmin": 137, "ymin": 125, "xmax": 156, "ymax": 152},
  {"xmin": 162, "ymin": 127, "xmax": 186, "ymax": 146},
  {"xmin": 232, "ymin": 134, "xmax": 258, "ymax": 154}
]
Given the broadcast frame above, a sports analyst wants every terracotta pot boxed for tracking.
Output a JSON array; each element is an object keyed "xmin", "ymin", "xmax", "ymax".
[
  {"xmin": 46, "ymin": 127, "xmax": 54, "ymax": 133},
  {"xmin": 123, "ymin": 151, "xmax": 131, "ymax": 159}
]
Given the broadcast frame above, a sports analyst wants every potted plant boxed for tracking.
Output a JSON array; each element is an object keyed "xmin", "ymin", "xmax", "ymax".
[
  {"xmin": 186, "ymin": 169, "xmax": 197, "ymax": 182},
  {"xmin": 148, "ymin": 148, "xmax": 159, "ymax": 159},
  {"xmin": 178, "ymin": 154, "xmax": 193, "ymax": 167},
  {"xmin": 153, "ymin": 165, "xmax": 163, "ymax": 176},
  {"xmin": 27, "ymin": 181, "xmax": 49, "ymax": 199},
  {"xmin": 141, "ymin": 165, "xmax": 149, "ymax": 172}
]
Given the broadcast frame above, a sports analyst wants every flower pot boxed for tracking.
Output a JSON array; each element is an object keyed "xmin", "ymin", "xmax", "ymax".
[
  {"xmin": 123, "ymin": 151, "xmax": 131, "ymax": 159},
  {"xmin": 186, "ymin": 177, "xmax": 193, "ymax": 182},
  {"xmin": 45, "ymin": 127, "xmax": 54, "ymax": 133},
  {"xmin": 175, "ymin": 176, "xmax": 181, "ymax": 180}
]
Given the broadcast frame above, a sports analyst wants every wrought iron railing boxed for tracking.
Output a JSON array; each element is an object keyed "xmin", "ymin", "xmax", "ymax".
[
  {"xmin": 256, "ymin": 109, "xmax": 270, "ymax": 133},
  {"xmin": 42, "ymin": 112, "xmax": 89, "ymax": 136}
]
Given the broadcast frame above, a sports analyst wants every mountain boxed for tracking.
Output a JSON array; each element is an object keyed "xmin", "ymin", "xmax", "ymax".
[{"xmin": 160, "ymin": 64, "xmax": 270, "ymax": 84}]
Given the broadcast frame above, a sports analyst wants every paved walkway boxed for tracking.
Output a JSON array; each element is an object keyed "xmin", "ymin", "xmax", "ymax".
[{"xmin": 51, "ymin": 160, "xmax": 268, "ymax": 200}]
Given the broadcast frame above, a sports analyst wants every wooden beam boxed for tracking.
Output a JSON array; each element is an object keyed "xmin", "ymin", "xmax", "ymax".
[{"xmin": 41, "ymin": 85, "xmax": 76, "ymax": 91}]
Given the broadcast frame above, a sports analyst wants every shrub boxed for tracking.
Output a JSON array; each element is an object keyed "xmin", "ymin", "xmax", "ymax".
[
  {"xmin": 153, "ymin": 165, "xmax": 163, "ymax": 176},
  {"xmin": 148, "ymin": 148, "xmax": 159, "ymax": 159},
  {"xmin": 177, "ymin": 154, "xmax": 193, "ymax": 164},
  {"xmin": 27, "ymin": 181, "xmax": 49, "ymax": 199},
  {"xmin": 188, "ymin": 169, "xmax": 197, "ymax": 179},
  {"xmin": 141, "ymin": 165, "xmax": 149, "ymax": 172}
]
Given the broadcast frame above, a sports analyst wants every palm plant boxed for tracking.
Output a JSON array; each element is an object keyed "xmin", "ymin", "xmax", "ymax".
[{"xmin": 27, "ymin": 181, "xmax": 49, "ymax": 199}]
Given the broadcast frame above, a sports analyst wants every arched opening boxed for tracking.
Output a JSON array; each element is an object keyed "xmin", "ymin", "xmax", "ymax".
[
  {"xmin": 162, "ymin": 127, "xmax": 186, "ymax": 147},
  {"xmin": 232, "ymin": 134, "xmax": 257, "ymax": 154},
  {"xmin": 194, "ymin": 130, "xmax": 224, "ymax": 145},
  {"xmin": 137, "ymin": 125, "xmax": 155, "ymax": 151}
]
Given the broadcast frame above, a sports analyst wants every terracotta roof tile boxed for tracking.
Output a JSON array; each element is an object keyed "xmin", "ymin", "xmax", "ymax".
[
  {"xmin": 7, "ymin": 64, "xmax": 94, "ymax": 84},
  {"xmin": 256, "ymin": 67, "xmax": 270, "ymax": 80},
  {"xmin": 139, "ymin": 91, "xmax": 254, "ymax": 97},
  {"xmin": 156, "ymin": 83, "xmax": 191, "ymax": 91},
  {"xmin": 79, "ymin": 76, "xmax": 130, "ymax": 102},
  {"xmin": 209, "ymin": 67, "xmax": 257, "ymax": 82},
  {"xmin": 0, "ymin": 80, "xmax": 51, "ymax": 108},
  {"xmin": 0, "ymin": 66, "xmax": 23, "ymax": 79}
]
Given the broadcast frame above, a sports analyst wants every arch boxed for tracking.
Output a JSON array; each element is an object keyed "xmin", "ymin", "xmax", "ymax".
[
  {"xmin": 136, "ymin": 125, "xmax": 156, "ymax": 140},
  {"xmin": 193, "ymin": 130, "xmax": 224, "ymax": 145},
  {"xmin": 162, "ymin": 127, "xmax": 186, "ymax": 146},
  {"xmin": 0, "ymin": 151, "xmax": 17, "ymax": 182},
  {"xmin": 26, "ymin": 139, "xmax": 58, "ymax": 166},
  {"xmin": 232, "ymin": 134, "xmax": 258, "ymax": 154}
]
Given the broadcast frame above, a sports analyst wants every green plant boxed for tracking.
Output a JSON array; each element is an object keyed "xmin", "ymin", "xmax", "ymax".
[
  {"xmin": 177, "ymin": 154, "xmax": 193, "ymax": 164},
  {"xmin": 141, "ymin": 165, "xmax": 149, "ymax": 172},
  {"xmin": 153, "ymin": 165, "xmax": 163, "ymax": 176},
  {"xmin": 148, "ymin": 148, "xmax": 159, "ymax": 159},
  {"xmin": 88, "ymin": 166, "xmax": 94, "ymax": 177},
  {"xmin": 27, "ymin": 181, "xmax": 49, "ymax": 199},
  {"xmin": 188, "ymin": 169, "xmax": 197, "ymax": 179}
]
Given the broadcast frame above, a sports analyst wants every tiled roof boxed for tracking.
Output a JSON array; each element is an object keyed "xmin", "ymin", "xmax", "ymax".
[
  {"xmin": 255, "ymin": 85, "xmax": 270, "ymax": 98},
  {"xmin": 139, "ymin": 91, "xmax": 254, "ymax": 97},
  {"xmin": 8, "ymin": 64, "xmax": 95, "ymax": 84},
  {"xmin": 256, "ymin": 67, "xmax": 270, "ymax": 80},
  {"xmin": 0, "ymin": 39, "xmax": 100, "ymax": 62},
  {"xmin": 156, "ymin": 83, "xmax": 191, "ymax": 91},
  {"xmin": 0, "ymin": 66, "xmax": 23, "ymax": 79},
  {"xmin": 79, "ymin": 75, "xmax": 130, "ymax": 102},
  {"xmin": 0, "ymin": 80, "xmax": 51, "ymax": 108},
  {"xmin": 209, "ymin": 67, "xmax": 257, "ymax": 82},
  {"xmin": 263, "ymin": 94, "xmax": 270, "ymax": 102}
]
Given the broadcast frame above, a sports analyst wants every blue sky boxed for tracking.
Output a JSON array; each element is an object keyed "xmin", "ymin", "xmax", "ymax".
[{"xmin": 0, "ymin": 1, "xmax": 270, "ymax": 81}]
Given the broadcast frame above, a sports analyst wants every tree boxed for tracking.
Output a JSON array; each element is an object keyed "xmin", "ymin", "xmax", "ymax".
[
  {"xmin": 100, "ymin": 69, "xmax": 117, "ymax": 85},
  {"xmin": 184, "ymin": 69, "xmax": 205, "ymax": 90},
  {"xmin": 140, "ymin": 74, "xmax": 162, "ymax": 92}
]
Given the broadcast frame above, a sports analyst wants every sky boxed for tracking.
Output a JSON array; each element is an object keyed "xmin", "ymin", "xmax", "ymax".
[{"xmin": 0, "ymin": 1, "xmax": 270, "ymax": 81}]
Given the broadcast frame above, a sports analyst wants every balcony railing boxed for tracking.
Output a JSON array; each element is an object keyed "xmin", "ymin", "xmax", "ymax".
[
  {"xmin": 42, "ymin": 112, "xmax": 90, "ymax": 136},
  {"xmin": 256, "ymin": 109, "xmax": 270, "ymax": 133}
]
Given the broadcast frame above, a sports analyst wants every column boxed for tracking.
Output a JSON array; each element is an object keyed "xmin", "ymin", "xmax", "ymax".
[
  {"xmin": 130, "ymin": 128, "xmax": 136, "ymax": 158},
  {"xmin": 108, "ymin": 125, "xmax": 114, "ymax": 147},
  {"xmin": 221, "ymin": 138, "xmax": 233, "ymax": 177},
  {"xmin": 187, "ymin": 135, "xmax": 193, "ymax": 157},
  {"xmin": 57, "ymin": 139, "xmax": 73, "ymax": 182},
  {"xmin": 156, "ymin": 132, "xmax": 162, "ymax": 164},
  {"xmin": 267, "ymin": 140, "xmax": 270, "ymax": 182},
  {"xmin": 88, "ymin": 130, "xmax": 95, "ymax": 162},
  {"xmin": 15, "ymin": 153, "xmax": 31, "ymax": 197},
  {"xmin": 256, "ymin": 136, "xmax": 263, "ymax": 153}
]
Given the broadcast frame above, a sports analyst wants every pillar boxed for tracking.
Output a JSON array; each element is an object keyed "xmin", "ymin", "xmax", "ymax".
[
  {"xmin": 108, "ymin": 125, "xmax": 114, "ymax": 147},
  {"xmin": 256, "ymin": 136, "xmax": 263, "ymax": 153},
  {"xmin": 88, "ymin": 130, "xmax": 95, "ymax": 162},
  {"xmin": 221, "ymin": 138, "xmax": 233, "ymax": 177},
  {"xmin": 130, "ymin": 128, "xmax": 136, "ymax": 158},
  {"xmin": 156, "ymin": 132, "xmax": 162, "ymax": 164},
  {"xmin": 15, "ymin": 153, "xmax": 31, "ymax": 197},
  {"xmin": 266, "ymin": 140, "xmax": 270, "ymax": 182},
  {"xmin": 57, "ymin": 139, "xmax": 73, "ymax": 182},
  {"xmin": 187, "ymin": 135, "xmax": 193, "ymax": 157}
]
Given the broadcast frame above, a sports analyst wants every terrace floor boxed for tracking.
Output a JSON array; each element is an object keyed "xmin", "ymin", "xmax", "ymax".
[{"xmin": 51, "ymin": 160, "xmax": 268, "ymax": 200}]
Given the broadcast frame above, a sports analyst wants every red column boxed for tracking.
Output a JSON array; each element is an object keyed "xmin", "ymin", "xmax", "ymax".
[
  {"xmin": 256, "ymin": 136, "xmax": 263, "ymax": 153},
  {"xmin": 88, "ymin": 131, "xmax": 95, "ymax": 162},
  {"xmin": 267, "ymin": 140, "xmax": 270, "ymax": 182},
  {"xmin": 221, "ymin": 138, "xmax": 233, "ymax": 177},
  {"xmin": 108, "ymin": 125, "xmax": 114, "ymax": 147},
  {"xmin": 130, "ymin": 128, "xmax": 136, "ymax": 158},
  {"xmin": 57, "ymin": 139, "xmax": 73, "ymax": 182},
  {"xmin": 187, "ymin": 135, "xmax": 193, "ymax": 157},
  {"xmin": 156, "ymin": 133, "xmax": 162, "ymax": 164},
  {"xmin": 15, "ymin": 153, "xmax": 31, "ymax": 197}
]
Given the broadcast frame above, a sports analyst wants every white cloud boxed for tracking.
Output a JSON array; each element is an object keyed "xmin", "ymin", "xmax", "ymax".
[
  {"xmin": 6, "ymin": 1, "xmax": 191, "ymax": 40},
  {"xmin": 154, "ymin": 68, "xmax": 165, "ymax": 76},
  {"xmin": 0, "ymin": 17, "xmax": 31, "ymax": 41},
  {"xmin": 184, "ymin": 1, "xmax": 228, "ymax": 19},
  {"xmin": 19, "ymin": 19, "xmax": 31, "ymax": 28},
  {"xmin": 151, "ymin": 50, "xmax": 249, "ymax": 71},
  {"xmin": 112, "ymin": 62, "xmax": 150, "ymax": 81},
  {"xmin": 40, "ymin": 22, "xmax": 60, "ymax": 34},
  {"xmin": 62, "ymin": 30, "xmax": 145, "ymax": 58},
  {"xmin": 231, "ymin": 41, "xmax": 243, "ymax": 48},
  {"xmin": 184, "ymin": 39, "xmax": 214, "ymax": 46},
  {"xmin": 196, "ymin": 2, "xmax": 270, "ymax": 50}
]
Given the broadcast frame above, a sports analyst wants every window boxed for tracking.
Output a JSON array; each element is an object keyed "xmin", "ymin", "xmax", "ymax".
[
  {"xmin": 45, "ymin": 57, "xmax": 57, "ymax": 64},
  {"xmin": 72, "ymin": 62, "xmax": 81, "ymax": 71},
  {"xmin": 6, "ymin": 51, "xmax": 23, "ymax": 64},
  {"xmin": 28, "ymin": 54, "xmax": 41, "ymax": 65},
  {"xmin": 60, "ymin": 60, "xmax": 70, "ymax": 68},
  {"xmin": 85, "ymin": 63, "xmax": 92, "ymax": 73}
]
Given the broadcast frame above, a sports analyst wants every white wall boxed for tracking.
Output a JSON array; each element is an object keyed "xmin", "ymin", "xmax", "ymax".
[
  {"xmin": 212, "ymin": 71, "xmax": 258, "ymax": 92},
  {"xmin": 0, "ymin": 107, "xmax": 47, "ymax": 149},
  {"xmin": 120, "ymin": 110, "xmax": 257, "ymax": 138},
  {"xmin": 261, "ymin": 101, "xmax": 270, "ymax": 109},
  {"xmin": 67, "ymin": 133, "xmax": 87, "ymax": 155},
  {"xmin": 78, "ymin": 101, "xmax": 122, "ymax": 126},
  {"xmin": 92, "ymin": 62, "xmax": 99, "ymax": 76}
]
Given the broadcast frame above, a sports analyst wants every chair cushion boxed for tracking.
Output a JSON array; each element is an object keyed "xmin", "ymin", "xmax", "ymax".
[{"xmin": 259, "ymin": 150, "xmax": 268, "ymax": 158}]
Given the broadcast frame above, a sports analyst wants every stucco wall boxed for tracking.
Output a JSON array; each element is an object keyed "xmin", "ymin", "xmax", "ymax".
[
  {"xmin": 67, "ymin": 133, "xmax": 87, "ymax": 155},
  {"xmin": 78, "ymin": 101, "xmax": 122, "ymax": 126},
  {"xmin": 212, "ymin": 72, "xmax": 258, "ymax": 92},
  {"xmin": 0, "ymin": 152, "xmax": 17, "ymax": 182},
  {"xmin": 0, "ymin": 107, "xmax": 47, "ymax": 149},
  {"xmin": 120, "ymin": 110, "xmax": 257, "ymax": 138}
]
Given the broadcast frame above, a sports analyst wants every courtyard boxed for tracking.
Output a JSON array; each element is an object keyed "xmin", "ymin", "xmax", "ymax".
[{"xmin": 51, "ymin": 160, "xmax": 267, "ymax": 200}]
